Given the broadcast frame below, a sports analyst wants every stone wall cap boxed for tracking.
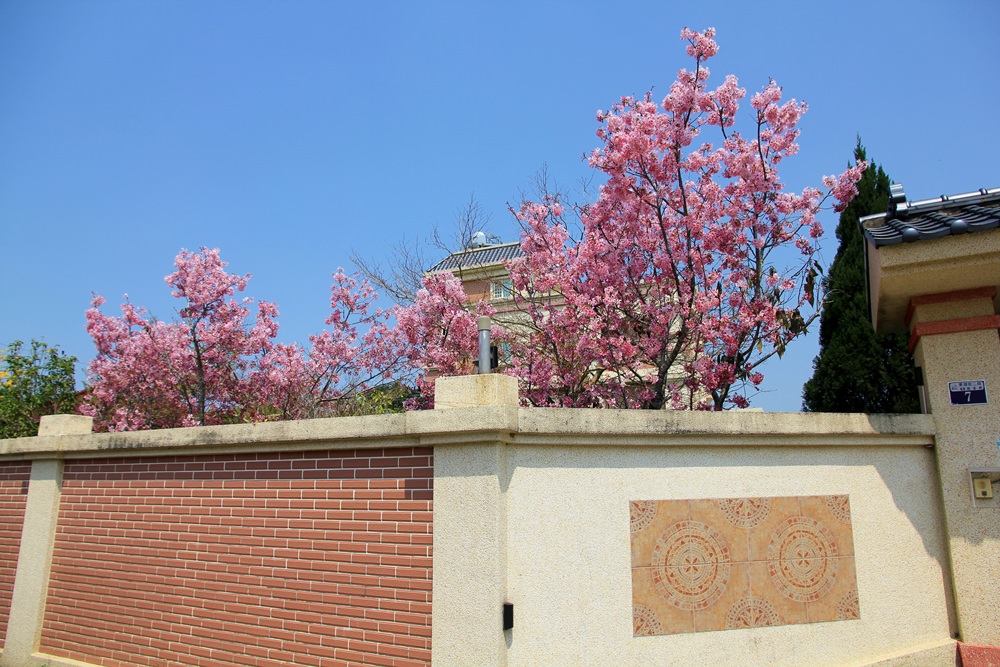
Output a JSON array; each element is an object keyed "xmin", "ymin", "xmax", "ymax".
[{"xmin": 0, "ymin": 406, "xmax": 935, "ymax": 460}]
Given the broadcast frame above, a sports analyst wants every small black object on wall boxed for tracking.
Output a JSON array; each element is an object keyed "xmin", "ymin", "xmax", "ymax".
[{"xmin": 503, "ymin": 602, "xmax": 513, "ymax": 630}]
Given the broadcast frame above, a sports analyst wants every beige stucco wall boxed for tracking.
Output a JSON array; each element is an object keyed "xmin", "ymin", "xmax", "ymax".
[
  {"xmin": 432, "ymin": 443, "xmax": 508, "ymax": 666},
  {"xmin": 867, "ymin": 219, "xmax": 1000, "ymax": 646},
  {"xmin": 866, "ymin": 228, "xmax": 1000, "ymax": 334},
  {"xmin": 500, "ymin": 442, "xmax": 952, "ymax": 667},
  {"xmin": 910, "ymin": 295, "xmax": 1000, "ymax": 645},
  {"xmin": 429, "ymin": 394, "xmax": 956, "ymax": 667},
  {"xmin": 0, "ymin": 391, "xmax": 960, "ymax": 667}
]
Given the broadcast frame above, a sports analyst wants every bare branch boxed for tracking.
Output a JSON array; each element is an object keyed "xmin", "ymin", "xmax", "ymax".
[{"xmin": 349, "ymin": 194, "xmax": 495, "ymax": 305}]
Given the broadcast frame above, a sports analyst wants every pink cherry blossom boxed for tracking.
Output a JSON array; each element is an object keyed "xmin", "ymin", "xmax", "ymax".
[
  {"xmin": 81, "ymin": 250, "xmax": 407, "ymax": 430},
  {"xmin": 403, "ymin": 28, "xmax": 862, "ymax": 410}
]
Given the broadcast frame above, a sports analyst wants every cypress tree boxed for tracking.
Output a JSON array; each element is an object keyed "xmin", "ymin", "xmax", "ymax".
[{"xmin": 802, "ymin": 141, "xmax": 920, "ymax": 413}]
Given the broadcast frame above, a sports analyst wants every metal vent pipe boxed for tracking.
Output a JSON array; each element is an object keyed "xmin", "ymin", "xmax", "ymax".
[{"xmin": 478, "ymin": 316, "xmax": 492, "ymax": 374}]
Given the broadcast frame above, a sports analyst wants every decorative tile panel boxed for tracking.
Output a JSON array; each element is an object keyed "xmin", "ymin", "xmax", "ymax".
[{"xmin": 630, "ymin": 495, "xmax": 858, "ymax": 636}]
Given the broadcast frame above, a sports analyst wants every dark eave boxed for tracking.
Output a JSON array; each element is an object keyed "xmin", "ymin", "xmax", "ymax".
[
  {"xmin": 428, "ymin": 242, "xmax": 524, "ymax": 272},
  {"xmin": 860, "ymin": 185, "xmax": 1000, "ymax": 248}
]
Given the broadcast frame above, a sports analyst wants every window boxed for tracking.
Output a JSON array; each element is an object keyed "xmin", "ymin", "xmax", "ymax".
[{"xmin": 491, "ymin": 278, "xmax": 513, "ymax": 301}]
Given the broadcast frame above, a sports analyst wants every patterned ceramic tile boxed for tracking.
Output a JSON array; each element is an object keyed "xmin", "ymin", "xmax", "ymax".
[
  {"xmin": 630, "ymin": 499, "xmax": 666, "ymax": 567},
  {"xmin": 692, "ymin": 562, "xmax": 752, "ymax": 633},
  {"xmin": 746, "ymin": 495, "xmax": 802, "ymax": 562},
  {"xmin": 806, "ymin": 557, "xmax": 859, "ymax": 623},
  {"xmin": 630, "ymin": 495, "xmax": 859, "ymax": 637},
  {"xmin": 630, "ymin": 499, "xmax": 693, "ymax": 568},
  {"xmin": 747, "ymin": 559, "xmax": 809, "ymax": 625},
  {"xmin": 800, "ymin": 494, "xmax": 855, "ymax": 557},
  {"xmin": 723, "ymin": 594, "xmax": 786, "ymax": 630},
  {"xmin": 689, "ymin": 498, "xmax": 753, "ymax": 564},
  {"xmin": 632, "ymin": 566, "xmax": 694, "ymax": 635}
]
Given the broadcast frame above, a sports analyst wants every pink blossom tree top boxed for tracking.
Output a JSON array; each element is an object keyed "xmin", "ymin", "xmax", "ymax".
[
  {"xmin": 394, "ymin": 270, "xmax": 494, "ymax": 408},
  {"xmin": 302, "ymin": 269, "xmax": 411, "ymax": 413},
  {"xmin": 81, "ymin": 248, "xmax": 404, "ymax": 431},
  {"xmin": 81, "ymin": 248, "xmax": 291, "ymax": 430},
  {"xmin": 497, "ymin": 27, "xmax": 864, "ymax": 410}
]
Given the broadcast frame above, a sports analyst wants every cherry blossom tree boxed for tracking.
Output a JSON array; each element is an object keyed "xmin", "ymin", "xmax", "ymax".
[
  {"xmin": 81, "ymin": 248, "xmax": 403, "ymax": 431},
  {"xmin": 394, "ymin": 271, "xmax": 494, "ymax": 408},
  {"xmin": 402, "ymin": 28, "xmax": 864, "ymax": 410},
  {"xmin": 301, "ymin": 269, "xmax": 409, "ymax": 415}
]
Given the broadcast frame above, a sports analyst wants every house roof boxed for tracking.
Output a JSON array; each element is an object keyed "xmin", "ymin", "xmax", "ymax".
[
  {"xmin": 860, "ymin": 185, "xmax": 1000, "ymax": 248},
  {"xmin": 428, "ymin": 242, "xmax": 524, "ymax": 272}
]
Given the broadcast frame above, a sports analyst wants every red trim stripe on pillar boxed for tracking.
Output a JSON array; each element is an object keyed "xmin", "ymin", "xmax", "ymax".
[
  {"xmin": 909, "ymin": 315, "xmax": 1000, "ymax": 353},
  {"xmin": 904, "ymin": 286, "xmax": 997, "ymax": 328}
]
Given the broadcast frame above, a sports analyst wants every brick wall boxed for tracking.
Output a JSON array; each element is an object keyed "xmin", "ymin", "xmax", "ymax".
[
  {"xmin": 462, "ymin": 278, "xmax": 490, "ymax": 303},
  {"xmin": 39, "ymin": 447, "xmax": 432, "ymax": 667},
  {"xmin": 0, "ymin": 461, "xmax": 30, "ymax": 650}
]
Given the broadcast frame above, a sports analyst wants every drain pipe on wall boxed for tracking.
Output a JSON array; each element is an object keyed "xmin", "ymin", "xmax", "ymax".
[{"xmin": 478, "ymin": 316, "xmax": 492, "ymax": 374}]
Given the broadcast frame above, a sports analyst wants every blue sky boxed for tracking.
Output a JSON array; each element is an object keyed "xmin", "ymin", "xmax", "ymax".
[{"xmin": 2, "ymin": 0, "xmax": 997, "ymax": 411}]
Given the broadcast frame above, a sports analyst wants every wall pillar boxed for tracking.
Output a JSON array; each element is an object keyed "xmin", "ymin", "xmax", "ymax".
[
  {"xmin": 431, "ymin": 375, "xmax": 517, "ymax": 666},
  {"xmin": 909, "ymin": 288, "xmax": 1000, "ymax": 645},
  {"xmin": 1, "ymin": 459, "xmax": 64, "ymax": 667},
  {"xmin": 1, "ymin": 415, "xmax": 89, "ymax": 667}
]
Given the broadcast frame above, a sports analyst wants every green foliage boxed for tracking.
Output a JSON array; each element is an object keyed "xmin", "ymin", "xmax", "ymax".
[
  {"xmin": 321, "ymin": 381, "xmax": 413, "ymax": 417},
  {"xmin": 0, "ymin": 340, "xmax": 79, "ymax": 438},
  {"xmin": 802, "ymin": 141, "xmax": 920, "ymax": 413}
]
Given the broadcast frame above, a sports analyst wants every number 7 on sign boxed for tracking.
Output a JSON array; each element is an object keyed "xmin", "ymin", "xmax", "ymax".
[{"xmin": 948, "ymin": 380, "xmax": 988, "ymax": 406}]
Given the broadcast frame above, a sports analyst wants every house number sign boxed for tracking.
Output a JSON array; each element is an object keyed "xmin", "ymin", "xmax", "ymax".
[{"xmin": 949, "ymin": 380, "xmax": 988, "ymax": 406}]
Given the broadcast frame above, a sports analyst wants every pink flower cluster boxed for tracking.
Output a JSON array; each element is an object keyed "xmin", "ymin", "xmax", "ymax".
[
  {"xmin": 394, "ymin": 272, "xmax": 495, "ymax": 408},
  {"xmin": 81, "ymin": 28, "xmax": 865, "ymax": 423},
  {"xmin": 402, "ymin": 28, "xmax": 863, "ymax": 410},
  {"xmin": 81, "ymin": 249, "xmax": 407, "ymax": 431}
]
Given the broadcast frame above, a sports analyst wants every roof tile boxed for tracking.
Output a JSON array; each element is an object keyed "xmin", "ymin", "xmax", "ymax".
[
  {"xmin": 428, "ymin": 242, "xmax": 524, "ymax": 272},
  {"xmin": 861, "ymin": 187, "xmax": 1000, "ymax": 248}
]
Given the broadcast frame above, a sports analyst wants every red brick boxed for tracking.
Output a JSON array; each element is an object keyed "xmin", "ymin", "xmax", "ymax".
[
  {"xmin": 394, "ymin": 633, "xmax": 431, "ymax": 650},
  {"xmin": 334, "ymin": 649, "xmax": 366, "ymax": 663},
  {"xmin": 394, "ymin": 658, "xmax": 431, "ymax": 667},
  {"xmin": 364, "ymin": 652, "xmax": 396, "ymax": 667},
  {"xmin": 38, "ymin": 448, "xmax": 432, "ymax": 666},
  {"xmin": 408, "ymin": 648, "xmax": 432, "ymax": 661}
]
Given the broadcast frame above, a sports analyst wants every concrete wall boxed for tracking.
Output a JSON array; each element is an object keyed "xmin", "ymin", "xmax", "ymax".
[
  {"xmin": 40, "ymin": 449, "xmax": 432, "ymax": 667},
  {"xmin": 908, "ymin": 289, "xmax": 1000, "ymax": 646},
  {"xmin": 0, "ymin": 414, "xmax": 439, "ymax": 667},
  {"xmin": 429, "ymin": 388, "xmax": 955, "ymax": 667},
  {"xmin": 863, "ymin": 212, "xmax": 1000, "ymax": 653},
  {"xmin": 0, "ymin": 380, "xmax": 968, "ymax": 667},
  {"xmin": 502, "ymin": 443, "xmax": 951, "ymax": 666}
]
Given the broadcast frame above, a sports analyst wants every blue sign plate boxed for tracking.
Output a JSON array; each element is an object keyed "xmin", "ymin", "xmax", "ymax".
[{"xmin": 949, "ymin": 380, "xmax": 988, "ymax": 406}]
